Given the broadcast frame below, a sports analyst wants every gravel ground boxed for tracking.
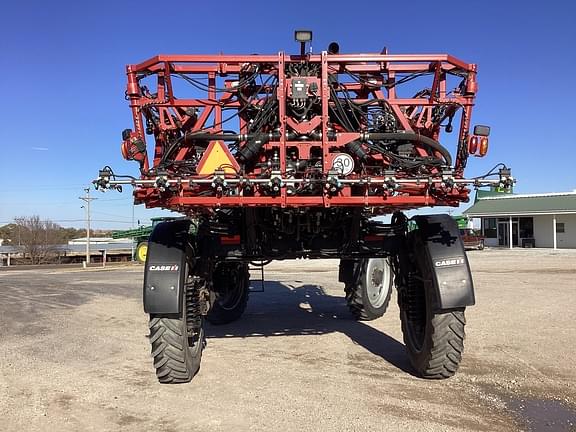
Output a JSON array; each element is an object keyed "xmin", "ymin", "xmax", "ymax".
[{"xmin": 0, "ymin": 249, "xmax": 575, "ymax": 431}]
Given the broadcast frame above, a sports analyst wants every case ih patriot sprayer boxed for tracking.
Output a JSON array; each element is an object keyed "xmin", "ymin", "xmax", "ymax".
[{"xmin": 95, "ymin": 32, "xmax": 513, "ymax": 383}]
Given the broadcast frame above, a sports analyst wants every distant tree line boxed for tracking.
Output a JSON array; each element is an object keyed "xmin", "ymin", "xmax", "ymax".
[{"xmin": 0, "ymin": 216, "xmax": 113, "ymax": 265}]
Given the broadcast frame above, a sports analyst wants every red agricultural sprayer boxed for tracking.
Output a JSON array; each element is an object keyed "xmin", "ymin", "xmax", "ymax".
[{"xmin": 95, "ymin": 31, "xmax": 513, "ymax": 383}]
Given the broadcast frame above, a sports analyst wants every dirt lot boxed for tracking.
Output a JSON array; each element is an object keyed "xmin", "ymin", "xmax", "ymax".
[{"xmin": 0, "ymin": 249, "xmax": 575, "ymax": 431}]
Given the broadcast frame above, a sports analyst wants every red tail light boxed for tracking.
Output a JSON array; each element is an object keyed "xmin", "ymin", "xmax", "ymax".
[
  {"xmin": 479, "ymin": 137, "xmax": 489, "ymax": 157},
  {"xmin": 468, "ymin": 136, "xmax": 479, "ymax": 154}
]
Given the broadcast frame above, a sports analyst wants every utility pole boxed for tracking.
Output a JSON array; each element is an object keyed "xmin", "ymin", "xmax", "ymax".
[
  {"xmin": 131, "ymin": 201, "xmax": 135, "ymax": 261},
  {"xmin": 79, "ymin": 188, "xmax": 97, "ymax": 266}
]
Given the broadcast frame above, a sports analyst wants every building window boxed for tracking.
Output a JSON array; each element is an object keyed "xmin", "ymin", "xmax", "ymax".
[
  {"xmin": 484, "ymin": 218, "xmax": 497, "ymax": 238},
  {"xmin": 556, "ymin": 222, "xmax": 565, "ymax": 233},
  {"xmin": 519, "ymin": 217, "xmax": 534, "ymax": 238}
]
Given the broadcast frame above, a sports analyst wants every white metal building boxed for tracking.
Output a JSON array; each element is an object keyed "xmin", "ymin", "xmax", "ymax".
[{"xmin": 463, "ymin": 192, "xmax": 576, "ymax": 249}]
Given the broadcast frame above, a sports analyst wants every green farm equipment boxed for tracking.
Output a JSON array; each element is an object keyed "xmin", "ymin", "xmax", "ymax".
[{"xmin": 112, "ymin": 217, "xmax": 178, "ymax": 262}]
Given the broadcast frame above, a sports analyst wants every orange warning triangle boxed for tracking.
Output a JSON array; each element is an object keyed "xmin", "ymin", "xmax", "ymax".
[{"xmin": 196, "ymin": 140, "xmax": 240, "ymax": 175}]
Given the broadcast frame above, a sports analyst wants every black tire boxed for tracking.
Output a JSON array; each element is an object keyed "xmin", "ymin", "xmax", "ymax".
[
  {"xmin": 206, "ymin": 262, "xmax": 249, "ymax": 325},
  {"xmin": 478, "ymin": 240, "xmax": 485, "ymax": 250},
  {"xmin": 399, "ymin": 234, "xmax": 466, "ymax": 379},
  {"xmin": 345, "ymin": 258, "xmax": 393, "ymax": 321},
  {"xmin": 148, "ymin": 268, "xmax": 204, "ymax": 384}
]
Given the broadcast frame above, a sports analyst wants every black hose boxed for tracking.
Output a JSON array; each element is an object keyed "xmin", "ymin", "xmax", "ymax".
[
  {"xmin": 236, "ymin": 133, "xmax": 270, "ymax": 163},
  {"xmin": 179, "ymin": 132, "xmax": 270, "ymax": 164},
  {"xmin": 346, "ymin": 141, "xmax": 369, "ymax": 161},
  {"xmin": 363, "ymin": 132, "xmax": 452, "ymax": 166},
  {"xmin": 185, "ymin": 133, "xmax": 244, "ymax": 142}
]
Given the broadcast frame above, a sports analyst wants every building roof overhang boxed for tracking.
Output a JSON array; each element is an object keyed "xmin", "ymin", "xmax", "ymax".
[{"xmin": 464, "ymin": 192, "xmax": 576, "ymax": 217}]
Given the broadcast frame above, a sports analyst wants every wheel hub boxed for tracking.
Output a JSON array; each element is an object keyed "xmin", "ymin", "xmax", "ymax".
[
  {"xmin": 371, "ymin": 268, "xmax": 384, "ymax": 289},
  {"xmin": 365, "ymin": 259, "xmax": 391, "ymax": 308}
]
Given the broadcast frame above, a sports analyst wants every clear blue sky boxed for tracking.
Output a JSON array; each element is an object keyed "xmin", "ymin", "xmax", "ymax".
[{"xmin": 1, "ymin": 0, "xmax": 575, "ymax": 229}]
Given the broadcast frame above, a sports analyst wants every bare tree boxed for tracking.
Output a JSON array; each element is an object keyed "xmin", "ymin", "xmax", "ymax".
[{"xmin": 13, "ymin": 216, "xmax": 64, "ymax": 264}]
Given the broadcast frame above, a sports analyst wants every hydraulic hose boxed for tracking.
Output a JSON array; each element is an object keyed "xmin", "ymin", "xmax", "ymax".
[
  {"xmin": 184, "ymin": 133, "xmax": 246, "ymax": 142},
  {"xmin": 185, "ymin": 132, "xmax": 276, "ymax": 163},
  {"xmin": 363, "ymin": 132, "xmax": 452, "ymax": 166},
  {"xmin": 184, "ymin": 131, "xmax": 452, "ymax": 166},
  {"xmin": 236, "ymin": 133, "xmax": 270, "ymax": 163}
]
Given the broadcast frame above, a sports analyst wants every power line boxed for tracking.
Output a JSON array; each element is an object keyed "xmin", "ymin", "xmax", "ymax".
[
  {"xmin": 92, "ymin": 210, "xmax": 133, "ymax": 220},
  {"xmin": 1, "ymin": 185, "xmax": 92, "ymax": 192},
  {"xmin": 98, "ymin": 197, "xmax": 133, "ymax": 202},
  {"xmin": 1, "ymin": 219, "xmax": 134, "ymax": 224}
]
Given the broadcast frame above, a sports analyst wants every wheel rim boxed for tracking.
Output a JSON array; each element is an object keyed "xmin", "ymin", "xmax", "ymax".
[
  {"xmin": 137, "ymin": 243, "xmax": 148, "ymax": 262},
  {"xmin": 365, "ymin": 258, "xmax": 391, "ymax": 308}
]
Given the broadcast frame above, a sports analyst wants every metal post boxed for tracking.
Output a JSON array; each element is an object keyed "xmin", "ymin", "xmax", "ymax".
[
  {"xmin": 553, "ymin": 214, "xmax": 557, "ymax": 250},
  {"xmin": 131, "ymin": 201, "xmax": 135, "ymax": 261},
  {"xmin": 79, "ymin": 188, "xmax": 97, "ymax": 266},
  {"xmin": 87, "ymin": 190, "xmax": 91, "ymax": 264},
  {"xmin": 509, "ymin": 216, "xmax": 513, "ymax": 249}
]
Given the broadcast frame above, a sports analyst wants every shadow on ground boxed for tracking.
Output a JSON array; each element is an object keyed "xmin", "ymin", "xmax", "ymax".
[{"xmin": 205, "ymin": 281, "xmax": 414, "ymax": 375}]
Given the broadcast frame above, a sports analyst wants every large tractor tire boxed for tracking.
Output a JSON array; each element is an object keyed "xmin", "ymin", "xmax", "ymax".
[
  {"xmin": 399, "ymin": 232, "xmax": 466, "ymax": 379},
  {"xmin": 148, "ymin": 265, "xmax": 204, "ymax": 384},
  {"xmin": 135, "ymin": 241, "xmax": 148, "ymax": 263},
  {"xmin": 206, "ymin": 262, "xmax": 249, "ymax": 325},
  {"xmin": 345, "ymin": 258, "xmax": 393, "ymax": 321}
]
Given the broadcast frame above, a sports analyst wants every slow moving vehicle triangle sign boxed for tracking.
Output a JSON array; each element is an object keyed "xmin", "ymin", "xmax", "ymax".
[{"xmin": 196, "ymin": 140, "xmax": 240, "ymax": 175}]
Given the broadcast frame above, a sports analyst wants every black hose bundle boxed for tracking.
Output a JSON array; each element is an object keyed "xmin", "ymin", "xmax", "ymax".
[{"xmin": 363, "ymin": 132, "xmax": 452, "ymax": 166}]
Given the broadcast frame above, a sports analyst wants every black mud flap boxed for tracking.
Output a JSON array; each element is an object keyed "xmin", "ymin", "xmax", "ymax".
[
  {"xmin": 413, "ymin": 214, "xmax": 475, "ymax": 311},
  {"xmin": 143, "ymin": 219, "xmax": 192, "ymax": 314}
]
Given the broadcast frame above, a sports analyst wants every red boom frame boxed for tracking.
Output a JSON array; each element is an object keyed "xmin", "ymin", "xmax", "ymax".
[{"xmin": 122, "ymin": 51, "xmax": 480, "ymax": 212}]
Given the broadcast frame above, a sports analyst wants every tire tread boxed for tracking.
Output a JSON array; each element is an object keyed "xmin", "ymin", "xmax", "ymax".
[
  {"xmin": 149, "ymin": 317, "xmax": 199, "ymax": 384},
  {"xmin": 345, "ymin": 282, "xmax": 373, "ymax": 320},
  {"xmin": 412, "ymin": 310, "xmax": 466, "ymax": 379}
]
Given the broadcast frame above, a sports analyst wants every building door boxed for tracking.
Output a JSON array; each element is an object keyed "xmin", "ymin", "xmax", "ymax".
[
  {"xmin": 498, "ymin": 222, "xmax": 509, "ymax": 246},
  {"xmin": 498, "ymin": 220, "xmax": 519, "ymax": 247}
]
